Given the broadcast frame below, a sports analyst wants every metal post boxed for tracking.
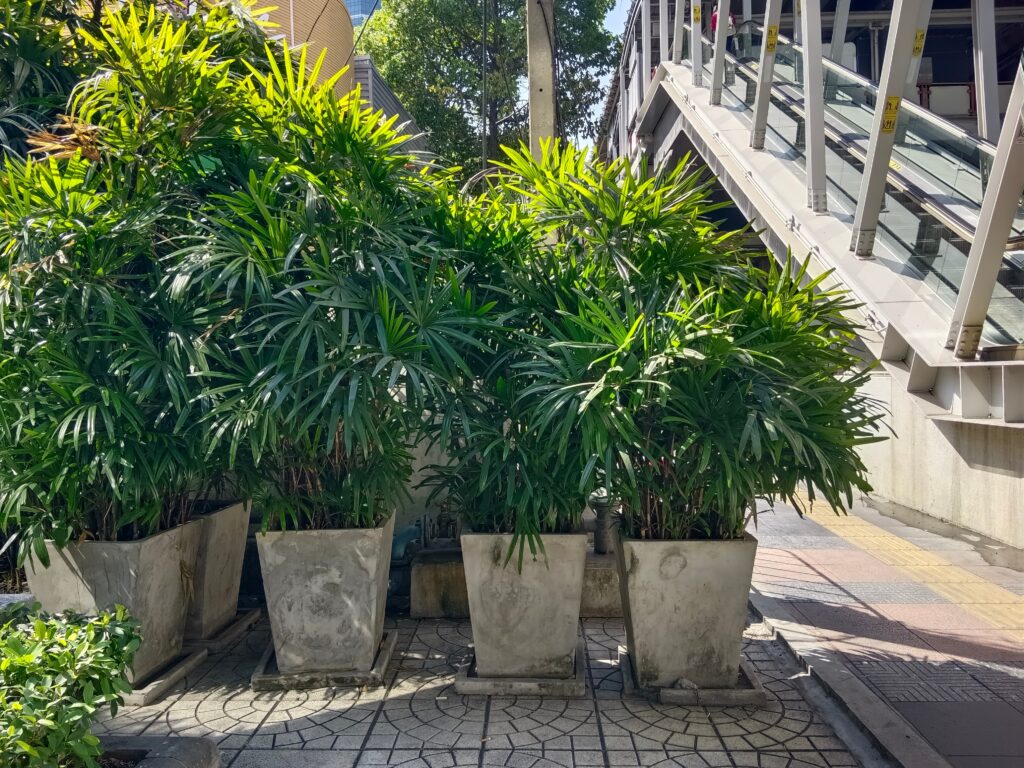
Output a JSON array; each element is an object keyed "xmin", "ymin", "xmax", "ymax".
[
  {"xmin": 849, "ymin": 0, "xmax": 932, "ymax": 257},
  {"xmin": 801, "ymin": 0, "xmax": 827, "ymax": 212},
  {"xmin": 527, "ymin": 0, "xmax": 557, "ymax": 159},
  {"xmin": 642, "ymin": 0, "xmax": 653, "ymax": 95},
  {"xmin": 972, "ymin": 0, "xmax": 1000, "ymax": 142},
  {"xmin": 710, "ymin": 0, "xmax": 731, "ymax": 104},
  {"xmin": 741, "ymin": 0, "xmax": 752, "ymax": 56},
  {"xmin": 691, "ymin": 0, "xmax": 704, "ymax": 86},
  {"xmin": 793, "ymin": 0, "xmax": 802, "ymax": 44},
  {"xmin": 946, "ymin": 58, "xmax": 1024, "ymax": 359},
  {"xmin": 660, "ymin": 0, "xmax": 670, "ymax": 64},
  {"xmin": 829, "ymin": 0, "xmax": 850, "ymax": 63},
  {"xmin": 673, "ymin": 0, "xmax": 686, "ymax": 62},
  {"xmin": 618, "ymin": 66, "xmax": 628, "ymax": 158},
  {"xmin": 750, "ymin": 0, "xmax": 783, "ymax": 149}
]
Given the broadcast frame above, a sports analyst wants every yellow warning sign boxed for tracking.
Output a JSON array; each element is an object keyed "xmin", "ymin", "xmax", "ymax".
[
  {"xmin": 692, "ymin": 6, "xmax": 701, "ymax": 23},
  {"xmin": 881, "ymin": 96, "xmax": 902, "ymax": 132},
  {"xmin": 889, "ymin": 159, "xmax": 902, "ymax": 171},
  {"xmin": 766, "ymin": 25, "xmax": 779, "ymax": 54},
  {"xmin": 912, "ymin": 30, "xmax": 926, "ymax": 57}
]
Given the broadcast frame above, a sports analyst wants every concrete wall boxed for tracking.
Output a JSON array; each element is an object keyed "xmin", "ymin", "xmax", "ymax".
[
  {"xmin": 265, "ymin": 0, "xmax": 355, "ymax": 96},
  {"xmin": 859, "ymin": 373, "xmax": 1024, "ymax": 549}
]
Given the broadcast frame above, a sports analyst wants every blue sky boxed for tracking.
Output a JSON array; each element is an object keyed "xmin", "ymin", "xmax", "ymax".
[{"xmin": 605, "ymin": 0, "xmax": 632, "ymax": 37}]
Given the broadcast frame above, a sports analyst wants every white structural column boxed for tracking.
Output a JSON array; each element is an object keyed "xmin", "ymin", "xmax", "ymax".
[
  {"xmin": 829, "ymin": 0, "xmax": 851, "ymax": 62},
  {"xmin": 849, "ymin": 0, "xmax": 933, "ymax": 257},
  {"xmin": 642, "ymin": 0, "xmax": 653, "ymax": 94},
  {"xmin": 742, "ymin": 0, "xmax": 752, "ymax": 55},
  {"xmin": 972, "ymin": 0, "xmax": 1000, "ymax": 142},
  {"xmin": 526, "ymin": 0, "xmax": 556, "ymax": 159},
  {"xmin": 946, "ymin": 59, "xmax": 1024, "ymax": 359},
  {"xmin": 800, "ymin": 0, "xmax": 827, "ymax": 212},
  {"xmin": 750, "ymin": 0, "xmax": 784, "ymax": 149},
  {"xmin": 660, "ymin": 0, "xmax": 670, "ymax": 63},
  {"xmin": 710, "ymin": 0, "xmax": 732, "ymax": 104},
  {"xmin": 673, "ymin": 0, "xmax": 686, "ymax": 62},
  {"xmin": 691, "ymin": 0, "xmax": 704, "ymax": 86},
  {"xmin": 618, "ymin": 66, "xmax": 628, "ymax": 157}
]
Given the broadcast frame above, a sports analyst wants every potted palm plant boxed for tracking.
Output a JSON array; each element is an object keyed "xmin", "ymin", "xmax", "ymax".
[
  {"xmin": 172, "ymin": 47, "xmax": 489, "ymax": 680},
  {"xmin": 0, "ymin": 2, "xmax": 285, "ymax": 682},
  {"xmin": 425, "ymin": 372, "xmax": 589, "ymax": 682},
  {"xmin": 494, "ymin": 144, "xmax": 883, "ymax": 692}
]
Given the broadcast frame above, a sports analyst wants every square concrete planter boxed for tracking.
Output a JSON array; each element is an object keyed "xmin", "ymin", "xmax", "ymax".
[
  {"xmin": 257, "ymin": 514, "xmax": 395, "ymax": 674},
  {"xmin": 462, "ymin": 532, "xmax": 587, "ymax": 679},
  {"xmin": 616, "ymin": 533, "xmax": 757, "ymax": 690},
  {"xmin": 184, "ymin": 501, "xmax": 250, "ymax": 642},
  {"xmin": 27, "ymin": 522, "xmax": 201, "ymax": 683}
]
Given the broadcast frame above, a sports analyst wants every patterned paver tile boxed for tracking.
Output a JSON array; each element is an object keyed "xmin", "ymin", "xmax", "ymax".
[
  {"xmin": 143, "ymin": 689, "xmax": 279, "ymax": 749},
  {"xmin": 729, "ymin": 751, "xmax": 859, "ymax": 767},
  {"xmin": 754, "ymin": 581, "xmax": 858, "ymax": 605},
  {"xmin": 485, "ymin": 697, "xmax": 599, "ymax": 751},
  {"xmin": 92, "ymin": 697, "xmax": 178, "ymax": 737},
  {"xmin": 850, "ymin": 660, "xmax": 1001, "ymax": 702},
  {"xmin": 248, "ymin": 689, "xmax": 379, "ymax": 749},
  {"xmin": 373, "ymin": 678, "xmax": 486, "ymax": 751},
  {"xmin": 596, "ymin": 698, "xmax": 724, "ymax": 752},
  {"xmin": 705, "ymin": 701, "xmax": 840, "ymax": 753}
]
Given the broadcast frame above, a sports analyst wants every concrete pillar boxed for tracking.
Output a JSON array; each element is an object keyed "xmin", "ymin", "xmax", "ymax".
[
  {"xmin": 849, "ymin": 0, "xmax": 933, "ymax": 258},
  {"xmin": 800, "ymin": 0, "xmax": 827, "ymax": 212},
  {"xmin": 710, "ymin": 0, "xmax": 732, "ymax": 105},
  {"xmin": 691, "ymin": 0, "xmax": 704, "ymax": 86},
  {"xmin": 527, "ymin": 0, "xmax": 557, "ymax": 159},
  {"xmin": 972, "ymin": 0, "xmax": 1000, "ymax": 142},
  {"xmin": 750, "ymin": 0, "xmax": 783, "ymax": 150},
  {"xmin": 946, "ymin": 59, "xmax": 1024, "ymax": 359}
]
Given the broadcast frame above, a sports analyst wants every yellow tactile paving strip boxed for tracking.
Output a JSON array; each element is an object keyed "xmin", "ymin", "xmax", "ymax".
[{"xmin": 796, "ymin": 492, "xmax": 1024, "ymax": 643}]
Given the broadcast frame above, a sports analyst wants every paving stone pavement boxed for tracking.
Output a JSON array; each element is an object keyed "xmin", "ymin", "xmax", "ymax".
[
  {"xmin": 92, "ymin": 615, "xmax": 879, "ymax": 768},
  {"xmin": 750, "ymin": 496, "xmax": 1024, "ymax": 768}
]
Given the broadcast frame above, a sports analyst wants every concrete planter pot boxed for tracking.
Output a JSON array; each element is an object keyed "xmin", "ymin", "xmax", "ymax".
[
  {"xmin": 27, "ymin": 522, "xmax": 201, "ymax": 683},
  {"xmin": 257, "ymin": 514, "xmax": 395, "ymax": 674},
  {"xmin": 184, "ymin": 501, "xmax": 250, "ymax": 642},
  {"xmin": 616, "ymin": 533, "xmax": 757, "ymax": 689},
  {"xmin": 462, "ymin": 532, "xmax": 587, "ymax": 678}
]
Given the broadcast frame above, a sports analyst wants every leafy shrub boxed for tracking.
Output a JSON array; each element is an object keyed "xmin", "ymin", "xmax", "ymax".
[
  {"xmin": 449, "ymin": 143, "xmax": 885, "ymax": 542},
  {"xmin": 0, "ymin": 603, "xmax": 138, "ymax": 768},
  {"xmin": 0, "ymin": 2, "xmax": 288, "ymax": 561}
]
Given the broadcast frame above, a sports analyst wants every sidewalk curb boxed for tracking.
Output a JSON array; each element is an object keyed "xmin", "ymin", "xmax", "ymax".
[{"xmin": 749, "ymin": 593, "xmax": 953, "ymax": 768}]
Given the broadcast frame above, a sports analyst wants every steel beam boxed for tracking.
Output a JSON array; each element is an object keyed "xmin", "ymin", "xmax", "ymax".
[
  {"xmin": 828, "ymin": 0, "xmax": 850, "ymax": 63},
  {"xmin": 849, "ymin": 0, "xmax": 933, "ymax": 257},
  {"xmin": 691, "ymin": 0, "xmax": 704, "ymax": 86},
  {"xmin": 972, "ymin": 0, "xmax": 1000, "ymax": 142},
  {"xmin": 750, "ymin": 0, "xmax": 783, "ymax": 150},
  {"xmin": 800, "ymin": 0, "xmax": 827, "ymax": 212},
  {"xmin": 710, "ymin": 0, "xmax": 732, "ymax": 104},
  {"xmin": 946, "ymin": 58, "xmax": 1024, "ymax": 358}
]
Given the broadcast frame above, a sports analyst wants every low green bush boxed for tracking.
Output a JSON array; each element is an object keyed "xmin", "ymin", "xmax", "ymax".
[{"xmin": 0, "ymin": 603, "xmax": 139, "ymax": 768}]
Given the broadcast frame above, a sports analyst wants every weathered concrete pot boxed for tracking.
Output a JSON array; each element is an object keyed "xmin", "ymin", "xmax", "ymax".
[
  {"xmin": 617, "ymin": 534, "xmax": 758, "ymax": 689},
  {"xmin": 257, "ymin": 514, "xmax": 395, "ymax": 674},
  {"xmin": 27, "ymin": 522, "xmax": 201, "ymax": 683},
  {"xmin": 184, "ymin": 501, "xmax": 250, "ymax": 642},
  {"xmin": 462, "ymin": 533, "xmax": 587, "ymax": 678}
]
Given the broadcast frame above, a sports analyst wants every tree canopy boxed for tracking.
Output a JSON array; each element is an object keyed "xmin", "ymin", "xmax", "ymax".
[{"xmin": 358, "ymin": 0, "xmax": 616, "ymax": 170}]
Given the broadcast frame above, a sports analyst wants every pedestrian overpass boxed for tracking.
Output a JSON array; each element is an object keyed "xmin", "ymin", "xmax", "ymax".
[{"xmin": 601, "ymin": 0, "xmax": 1024, "ymax": 547}]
